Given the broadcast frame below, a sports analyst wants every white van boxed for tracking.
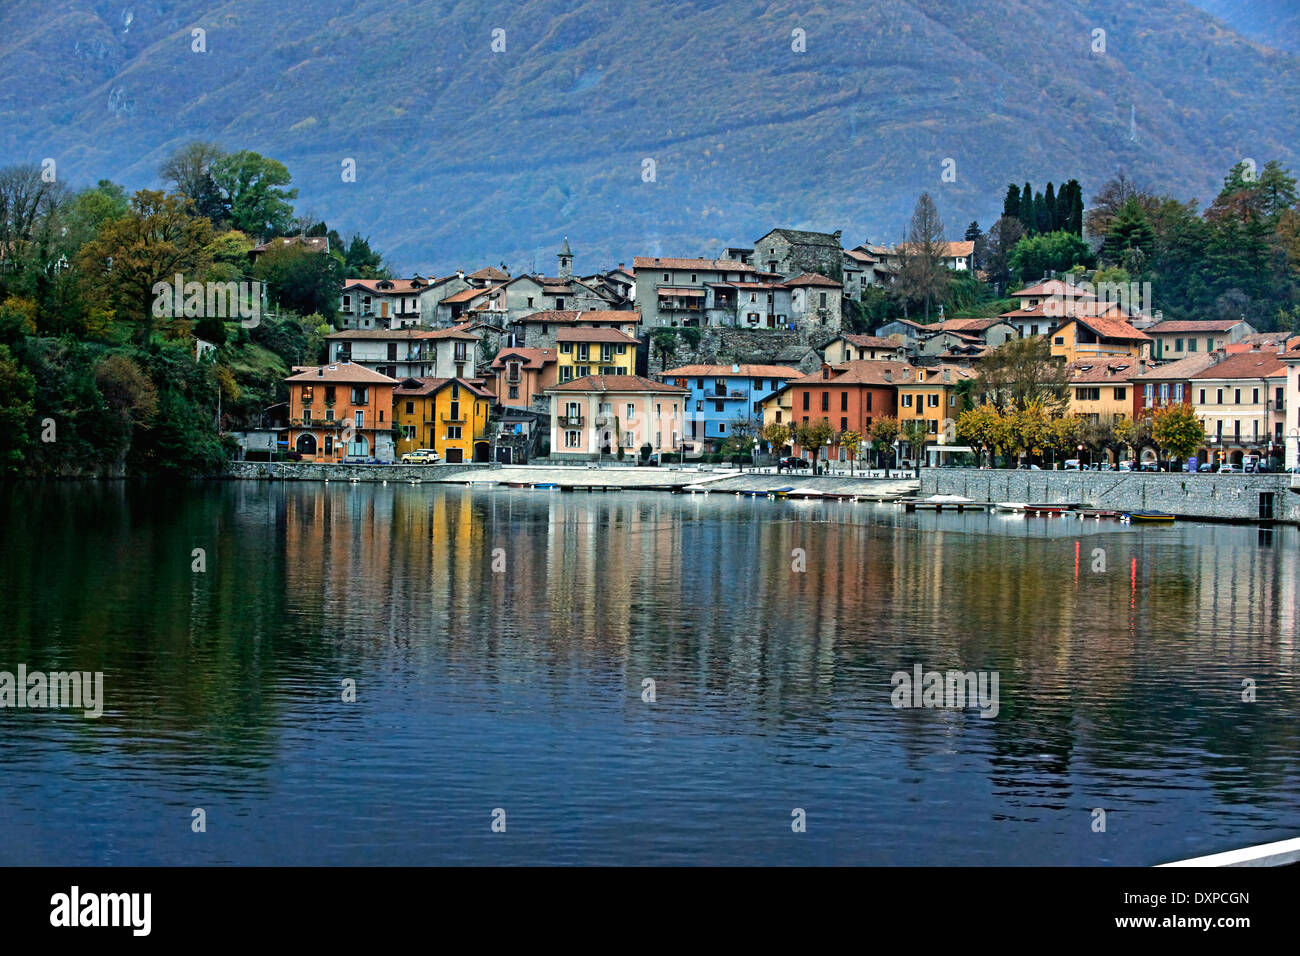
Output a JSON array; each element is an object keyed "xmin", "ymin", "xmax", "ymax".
[{"xmin": 1063, "ymin": 459, "xmax": 1082, "ymax": 470}]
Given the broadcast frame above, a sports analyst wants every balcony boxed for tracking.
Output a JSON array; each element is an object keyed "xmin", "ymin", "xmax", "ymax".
[
  {"xmin": 558, "ymin": 415, "xmax": 584, "ymax": 427},
  {"xmin": 441, "ymin": 414, "xmax": 467, "ymax": 424}
]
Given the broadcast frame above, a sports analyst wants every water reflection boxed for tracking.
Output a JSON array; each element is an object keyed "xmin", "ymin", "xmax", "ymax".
[{"xmin": 0, "ymin": 483, "xmax": 1297, "ymax": 865}]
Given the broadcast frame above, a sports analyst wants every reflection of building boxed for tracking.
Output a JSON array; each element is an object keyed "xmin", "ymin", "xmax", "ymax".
[
  {"xmin": 285, "ymin": 363, "xmax": 398, "ymax": 461},
  {"xmin": 393, "ymin": 377, "xmax": 494, "ymax": 463}
]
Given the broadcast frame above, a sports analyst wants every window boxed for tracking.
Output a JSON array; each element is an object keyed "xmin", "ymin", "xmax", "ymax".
[
  {"xmin": 302, "ymin": 385, "xmax": 314, "ymax": 404},
  {"xmin": 841, "ymin": 392, "xmax": 848, "ymax": 411},
  {"xmin": 565, "ymin": 430, "xmax": 581, "ymax": 448},
  {"xmin": 1235, "ymin": 389, "xmax": 1241, "ymax": 404},
  {"xmin": 351, "ymin": 387, "xmax": 368, "ymax": 404},
  {"xmin": 554, "ymin": 299, "xmax": 565, "ymax": 309},
  {"xmin": 1173, "ymin": 384, "xmax": 1184, "ymax": 402},
  {"xmin": 821, "ymin": 392, "xmax": 829, "ymax": 411},
  {"xmin": 715, "ymin": 400, "xmax": 724, "ymax": 412},
  {"xmin": 1076, "ymin": 388, "xmax": 1101, "ymax": 401},
  {"xmin": 902, "ymin": 394, "xmax": 913, "ymax": 407},
  {"xmin": 1188, "ymin": 339, "xmax": 1197, "ymax": 352},
  {"xmin": 663, "ymin": 273, "xmax": 670, "ymax": 281},
  {"xmin": 1217, "ymin": 389, "xmax": 1223, "ymax": 404},
  {"xmin": 508, "ymin": 386, "xmax": 519, "ymax": 399},
  {"xmin": 1054, "ymin": 336, "xmax": 1065, "ymax": 345},
  {"xmin": 1113, "ymin": 387, "xmax": 1126, "ymax": 401},
  {"xmin": 405, "ymin": 401, "xmax": 415, "ymax": 415},
  {"xmin": 1175, "ymin": 338, "xmax": 1183, "ymax": 352},
  {"xmin": 927, "ymin": 394, "xmax": 939, "ymax": 407},
  {"xmin": 447, "ymin": 425, "xmax": 462, "ymax": 439},
  {"xmin": 325, "ymin": 409, "xmax": 335, "ymax": 421},
  {"xmin": 324, "ymin": 386, "xmax": 336, "ymax": 404},
  {"xmin": 718, "ymin": 423, "xmax": 726, "ymax": 434},
  {"xmin": 1252, "ymin": 388, "xmax": 1259, "ymax": 404},
  {"xmin": 840, "ymin": 417, "xmax": 848, "ymax": 431},
  {"xmin": 303, "ymin": 409, "xmax": 312, "ymax": 424},
  {"xmin": 527, "ymin": 297, "xmax": 535, "ymax": 307},
  {"xmin": 819, "ymin": 292, "xmax": 827, "ymax": 308},
  {"xmin": 1145, "ymin": 384, "xmax": 1155, "ymax": 402},
  {"xmin": 354, "ymin": 411, "xmax": 364, "ymax": 427},
  {"xmin": 802, "ymin": 392, "xmax": 810, "ymax": 411},
  {"xmin": 560, "ymin": 367, "xmax": 573, "ymax": 382},
  {"xmin": 695, "ymin": 401, "xmax": 702, "ymax": 411}
]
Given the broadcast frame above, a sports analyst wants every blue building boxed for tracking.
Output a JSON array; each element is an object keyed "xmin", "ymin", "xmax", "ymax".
[{"xmin": 659, "ymin": 364, "xmax": 801, "ymax": 453}]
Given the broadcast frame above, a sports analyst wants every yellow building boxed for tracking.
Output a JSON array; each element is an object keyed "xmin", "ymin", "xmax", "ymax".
[
  {"xmin": 556, "ymin": 328, "xmax": 638, "ymax": 383},
  {"xmin": 1049, "ymin": 314, "xmax": 1151, "ymax": 363},
  {"xmin": 393, "ymin": 376, "xmax": 494, "ymax": 463},
  {"xmin": 760, "ymin": 384, "xmax": 794, "ymax": 429},
  {"xmin": 1065, "ymin": 358, "xmax": 1144, "ymax": 424},
  {"xmin": 895, "ymin": 364, "xmax": 974, "ymax": 441}
]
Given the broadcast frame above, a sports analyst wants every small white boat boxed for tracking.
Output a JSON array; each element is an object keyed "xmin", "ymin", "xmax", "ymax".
[{"xmin": 994, "ymin": 502, "xmax": 1028, "ymax": 512}]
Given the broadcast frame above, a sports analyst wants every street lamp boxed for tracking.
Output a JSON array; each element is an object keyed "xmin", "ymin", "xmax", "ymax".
[
  {"xmin": 825, "ymin": 438, "xmax": 833, "ymax": 476},
  {"xmin": 1077, "ymin": 443, "xmax": 1086, "ymax": 469}
]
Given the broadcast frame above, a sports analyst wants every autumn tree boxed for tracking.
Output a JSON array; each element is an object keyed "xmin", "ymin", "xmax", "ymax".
[
  {"xmin": 893, "ymin": 192, "xmax": 951, "ymax": 321},
  {"xmin": 1152, "ymin": 403, "xmax": 1205, "ymax": 464},
  {"xmin": 76, "ymin": 190, "xmax": 214, "ymax": 343},
  {"xmin": 160, "ymin": 141, "xmax": 228, "ymax": 223},
  {"xmin": 972, "ymin": 336, "xmax": 1068, "ymax": 413}
]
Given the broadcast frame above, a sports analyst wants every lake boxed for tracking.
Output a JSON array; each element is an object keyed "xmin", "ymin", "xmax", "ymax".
[{"xmin": 1, "ymin": 481, "xmax": 1297, "ymax": 865}]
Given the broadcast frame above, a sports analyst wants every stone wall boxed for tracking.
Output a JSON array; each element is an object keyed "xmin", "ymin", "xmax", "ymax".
[
  {"xmin": 649, "ymin": 327, "xmax": 816, "ymax": 372},
  {"xmin": 919, "ymin": 469, "xmax": 1300, "ymax": 523},
  {"xmin": 227, "ymin": 461, "xmax": 498, "ymax": 482}
]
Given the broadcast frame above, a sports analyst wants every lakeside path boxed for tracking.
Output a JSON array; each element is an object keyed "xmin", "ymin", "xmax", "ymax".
[{"xmin": 438, "ymin": 463, "xmax": 920, "ymax": 497}]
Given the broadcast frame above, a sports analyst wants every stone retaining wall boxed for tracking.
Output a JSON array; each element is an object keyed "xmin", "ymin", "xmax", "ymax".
[
  {"xmin": 226, "ymin": 461, "xmax": 498, "ymax": 482},
  {"xmin": 919, "ymin": 469, "xmax": 1300, "ymax": 523}
]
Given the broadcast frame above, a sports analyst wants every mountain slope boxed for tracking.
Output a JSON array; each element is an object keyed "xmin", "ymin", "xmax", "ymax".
[{"xmin": 1, "ymin": 0, "xmax": 1296, "ymax": 274}]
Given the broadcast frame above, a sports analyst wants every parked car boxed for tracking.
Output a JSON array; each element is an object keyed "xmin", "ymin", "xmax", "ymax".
[
  {"xmin": 1199, "ymin": 462, "xmax": 1215, "ymax": 473},
  {"xmin": 401, "ymin": 449, "xmax": 440, "ymax": 464},
  {"xmin": 1063, "ymin": 459, "xmax": 1082, "ymax": 470},
  {"xmin": 1218, "ymin": 464, "xmax": 1241, "ymax": 474},
  {"xmin": 637, "ymin": 454, "xmax": 660, "ymax": 467},
  {"xmin": 1017, "ymin": 463, "xmax": 1042, "ymax": 470},
  {"xmin": 1139, "ymin": 461, "xmax": 1160, "ymax": 472},
  {"xmin": 779, "ymin": 456, "xmax": 811, "ymax": 471},
  {"xmin": 1118, "ymin": 461, "xmax": 1135, "ymax": 472}
]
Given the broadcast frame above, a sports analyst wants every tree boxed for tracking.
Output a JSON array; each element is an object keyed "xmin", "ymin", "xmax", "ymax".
[
  {"xmin": 1047, "ymin": 414, "xmax": 1083, "ymax": 463},
  {"xmin": 0, "ymin": 344, "xmax": 36, "ymax": 474},
  {"xmin": 160, "ymin": 142, "xmax": 228, "ymax": 223},
  {"xmin": 894, "ymin": 192, "xmax": 951, "ymax": 320},
  {"xmin": 1019, "ymin": 182, "xmax": 1035, "ymax": 234},
  {"xmin": 1009, "ymin": 402, "xmax": 1052, "ymax": 462},
  {"xmin": 900, "ymin": 418, "xmax": 929, "ymax": 472},
  {"xmin": 839, "ymin": 429, "xmax": 862, "ymax": 474},
  {"xmin": 984, "ymin": 215, "xmax": 1025, "ymax": 293},
  {"xmin": 1061, "ymin": 179, "xmax": 1085, "ymax": 235},
  {"xmin": 1009, "ymin": 230, "xmax": 1094, "ymax": 282},
  {"xmin": 955, "ymin": 404, "xmax": 1006, "ymax": 466},
  {"xmin": 1151, "ymin": 403, "xmax": 1204, "ymax": 463},
  {"xmin": 211, "ymin": 151, "xmax": 298, "ymax": 237},
  {"xmin": 342, "ymin": 234, "xmax": 388, "ymax": 278},
  {"xmin": 253, "ymin": 243, "xmax": 343, "ymax": 320},
  {"xmin": 868, "ymin": 416, "xmax": 900, "ymax": 466},
  {"xmin": 973, "ymin": 336, "xmax": 1069, "ymax": 413},
  {"xmin": 1002, "ymin": 184, "xmax": 1021, "ymax": 222},
  {"xmin": 76, "ymin": 190, "xmax": 214, "ymax": 343},
  {"xmin": 797, "ymin": 418, "xmax": 835, "ymax": 464},
  {"xmin": 762, "ymin": 421, "xmax": 791, "ymax": 455},
  {"xmin": 651, "ymin": 328, "xmax": 679, "ymax": 371},
  {"xmin": 1104, "ymin": 197, "xmax": 1156, "ymax": 263}
]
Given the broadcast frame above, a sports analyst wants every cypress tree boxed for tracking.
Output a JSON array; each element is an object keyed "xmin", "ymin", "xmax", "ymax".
[
  {"xmin": 964, "ymin": 221, "xmax": 981, "ymax": 242},
  {"xmin": 1034, "ymin": 190, "xmax": 1050, "ymax": 234},
  {"xmin": 1044, "ymin": 182, "xmax": 1057, "ymax": 231},
  {"xmin": 1066, "ymin": 180, "xmax": 1084, "ymax": 235},
  {"xmin": 1019, "ymin": 182, "xmax": 1035, "ymax": 233},
  {"xmin": 1003, "ymin": 184, "xmax": 1021, "ymax": 221}
]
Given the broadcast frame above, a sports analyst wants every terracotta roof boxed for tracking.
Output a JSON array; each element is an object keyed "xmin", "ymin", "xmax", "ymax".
[
  {"xmin": 555, "ymin": 327, "xmax": 639, "ymax": 344},
  {"xmin": 441, "ymin": 284, "xmax": 502, "ymax": 304},
  {"xmin": 1190, "ymin": 350, "xmax": 1286, "ymax": 380},
  {"xmin": 1146, "ymin": 319, "xmax": 1247, "ymax": 334},
  {"xmin": 840, "ymin": 334, "xmax": 901, "ymax": 349},
  {"xmin": 892, "ymin": 240, "xmax": 975, "ymax": 259},
  {"xmin": 1059, "ymin": 316, "xmax": 1152, "ymax": 341},
  {"xmin": 328, "ymin": 329, "xmax": 433, "ymax": 340},
  {"xmin": 1133, "ymin": 354, "xmax": 1221, "ymax": 380},
  {"xmin": 342, "ymin": 277, "xmax": 431, "ymax": 294},
  {"xmin": 1011, "ymin": 279, "xmax": 1097, "ymax": 299},
  {"xmin": 784, "ymin": 272, "xmax": 841, "ymax": 287},
  {"xmin": 547, "ymin": 374, "xmax": 689, "ymax": 394},
  {"xmin": 844, "ymin": 249, "xmax": 876, "ymax": 264},
  {"xmin": 660, "ymin": 364, "xmax": 801, "ymax": 378},
  {"xmin": 933, "ymin": 317, "xmax": 1005, "ymax": 332},
  {"xmin": 286, "ymin": 364, "xmax": 399, "ymax": 384},
  {"xmin": 467, "ymin": 266, "xmax": 509, "ymax": 281},
  {"xmin": 632, "ymin": 256, "xmax": 758, "ymax": 273},
  {"xmin": 513, "ymin": 310, "xmax": 636, "ymax": 324},
  {"xmin": 491, "ymin": 348, "xmax": 555, "ymax": 369},
  {"xmin": 393, "ymin": 376, "xmax": 495, "ymax": 399},
  {"xmin": 1066, "ymin": 358, "xmax": 1147, "ymax": 383},
  {"xmin": 789, "ymin": 361, "xmax": 917, "ymax": 387}
]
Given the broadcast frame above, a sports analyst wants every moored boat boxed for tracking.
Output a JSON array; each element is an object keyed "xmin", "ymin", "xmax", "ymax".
[{"xmin": 1123, "ymin": 510, "xmax": 1176, "ymax": 523}]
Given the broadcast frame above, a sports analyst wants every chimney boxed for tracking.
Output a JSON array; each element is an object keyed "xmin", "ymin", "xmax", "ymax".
[
  {"xmin": 731, "ymin": 363, "xmax": 740, "ymax": 374},
  {"xmin": 317, "ymin": 367, "xmax": 324, "ymax": 377},
  {"xmin": 457, "ymin": 270, "xmax": 464, "ymax": 280},
  {"xmin": 884, "ymin": 369, "xmax": 892, "ymax": 382},
  {"xmin": 942, "ymin": 368, "xmax": 950, "ymax": 382}
]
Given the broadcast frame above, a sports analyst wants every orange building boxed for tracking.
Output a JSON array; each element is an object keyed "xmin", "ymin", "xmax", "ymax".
[
  {"xmin": 285, "ymin": 363, "xmax": 399, "ymax": 461},
  {"xmin": 787, "ymin": 361, "xmax": 910, "ymax": 461},
  {"xmin": 489, "ymin": 347, "xmax": 558, "ymax": 407}
]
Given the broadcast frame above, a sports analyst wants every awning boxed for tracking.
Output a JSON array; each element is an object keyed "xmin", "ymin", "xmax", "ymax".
[{"xmin": 658, "ymin": 287, "xmax": 705, "ymax": 297}]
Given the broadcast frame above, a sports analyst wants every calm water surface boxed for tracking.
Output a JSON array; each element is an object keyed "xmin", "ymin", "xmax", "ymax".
[{"xmin": 1, "ymin": 482, "xmax": 1297, "ymax": 865}]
